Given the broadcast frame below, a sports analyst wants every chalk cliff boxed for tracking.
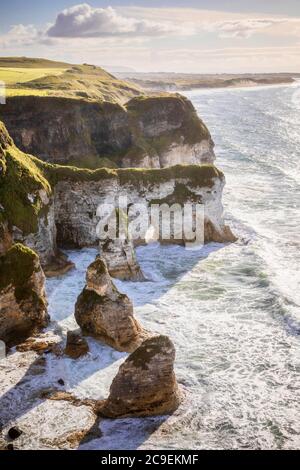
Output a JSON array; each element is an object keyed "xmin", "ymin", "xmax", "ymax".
[{"xmin": 0, "ymin": 121, "xmax": 235, "ymax": 275}]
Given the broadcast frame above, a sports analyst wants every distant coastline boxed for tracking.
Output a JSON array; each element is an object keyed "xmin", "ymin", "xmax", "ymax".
[{"xmin": 116, "ymin": 72, "xmax": 298, "ymax": 92}]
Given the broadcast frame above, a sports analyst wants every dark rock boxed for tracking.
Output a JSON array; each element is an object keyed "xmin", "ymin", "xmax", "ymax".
[
  {"xmin": 65, "ymin": 330, "xmax": 89, "ymax": 359},
  {"xmin": 0, "ymin": 244, "xmax": 49, "ymax": 348},
  {"xmin": 8, "ymin": 427, "xmax": 23, "ymax": 440}
]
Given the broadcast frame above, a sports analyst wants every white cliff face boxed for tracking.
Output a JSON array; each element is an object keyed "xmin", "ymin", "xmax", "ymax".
[
  {"xmin": 122, "ymin": 141, "xmax": 215, "ymax": 169},
  {"xmin": 122, "ymin": 154, "xmax": 161, "ymax": 169},
  {"xmin": 159, "ymin": 140, "xmax": 215, "ymax": 167},
  {"xmin": 53, "ymin": 171, "xmax": 235, "ymax": 251},
  {"xmin": 2, "ymin": 166, "xmax": 235, "ymax": 271}
]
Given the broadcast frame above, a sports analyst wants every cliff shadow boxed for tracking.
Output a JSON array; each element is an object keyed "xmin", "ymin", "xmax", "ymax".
[
  {"xmin": 114, "ymin": 242, "xmax": 227, "ymax": 308},
  {"xmin": 0, "ymin": 341, "xmax": 123, "ymax": 434},
  {"xmin": 78, "ymin": 414, "xmax": 170, "ymax": 450}
]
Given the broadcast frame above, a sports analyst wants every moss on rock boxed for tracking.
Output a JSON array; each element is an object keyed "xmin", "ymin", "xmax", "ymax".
[
  {"xmin": 0, "ymin": 243, "xmax": 39, "ymax": 293},
  {"xmin": 0, "ymin": 243, "xmax": 49, "ymax": 347},
  {"xmin": 37, "ymin": 158, "xmax": 223, "ymax": 190},
  {"xmin": 0, "ymin": 127, "xmax": 51, "ymax": 235}
]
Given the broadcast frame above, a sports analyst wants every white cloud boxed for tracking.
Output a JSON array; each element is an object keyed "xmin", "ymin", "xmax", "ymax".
[
  {"xmin": 47, "ymin": 4, "xmax": 181, "ymax": 38},
  {"xmin": 0, "ymin": 24, "xmax": 39, "ymax": 47},
  {"xmin": 206, "ymin": 18, "xmax": 291, "ymax": 38}
]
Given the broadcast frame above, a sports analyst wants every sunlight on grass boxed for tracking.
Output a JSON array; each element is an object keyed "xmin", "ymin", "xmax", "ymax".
[
  {"xmin": 5, "ymin": 88, "xmax": 52, "ymax": 97},
  {"xmin": 0, "ymin": 67, "xmax": 67, "ymax": 85}
]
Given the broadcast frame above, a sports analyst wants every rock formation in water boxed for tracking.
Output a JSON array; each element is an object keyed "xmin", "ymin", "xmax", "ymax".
[
  {"xmin": 0, "ymin": 94, "xmax": 215, "ymax": 169},
  {"xmin": 65, "ymin": 330, "xmax": 90, "ymax": 359},
  {"xmin": 100, "ymin": 335, "xmax": 181, "ymax": 418},
  {"xmin": 98, "ymin": 208, "xmax": 145, "ymax": 281},
  {"xmin": 0, "ymin": 243, "xmax": 49, "ymax": 347},
  {"xmin": 75, "ymin": 257, "xmax": 147, "ymax": 352},
  {"xmin": 100, "ymin": 238, "xmax": 145, "ymax": 281}
]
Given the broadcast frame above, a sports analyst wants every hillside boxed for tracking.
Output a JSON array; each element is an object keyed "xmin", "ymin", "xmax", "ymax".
[
  {"xmin": 0, "ymin": 57, "xmax": 70, "ymax": 68},
  {"xmin": 0, "ymin": 58, "xmax": 141, "ymax": 103}
]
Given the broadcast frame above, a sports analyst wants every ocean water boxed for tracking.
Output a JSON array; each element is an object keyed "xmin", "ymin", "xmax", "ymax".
[{"xmin": 47, "ymin": 83, "xmax": 300, "ymax": 450}]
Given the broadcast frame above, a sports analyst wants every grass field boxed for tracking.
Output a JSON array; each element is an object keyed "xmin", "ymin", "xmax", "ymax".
[
  {"xmin": 0, "ymin": 67, "xmax": 66, "ymax": 85},
  {"xmin": 4, "ymin": 88, "xmax": 51, "ymax": 97},
  {"xmin": 0, "ymin": 58, "xmax": 142, "ymax": 102}
]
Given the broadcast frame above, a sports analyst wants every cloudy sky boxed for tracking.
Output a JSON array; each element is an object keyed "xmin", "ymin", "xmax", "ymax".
[{"xmin": 1, "ymin": 0, "xmax": 300, "ymax": 72}]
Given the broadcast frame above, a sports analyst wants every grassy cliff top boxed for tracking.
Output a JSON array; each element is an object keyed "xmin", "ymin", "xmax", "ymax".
[
  {"xmin": 0, "ymin": 57, "xmax": 70, "ymax": 68},
  {"xmin": 0, "ymin": 58, "xmax": 142, "ymax": 104}
]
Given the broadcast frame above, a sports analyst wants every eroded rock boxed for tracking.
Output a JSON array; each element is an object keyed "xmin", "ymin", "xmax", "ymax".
[
  {"xmin": 1, "ymin": 94, "xmax": 214, "ymax": 169},
  {"xmin": 65, "ymin": 330, "xmax": 89, "ymax": 359},
  {"xmin": 0, "ymin": 244, "xmax": 49, "ymax": 347},
  {"xmin": 100, "ymin": 239, "xmax": 145, "ymax": 282},
  {"xmin": 75, "ymin": 258, "xmax": 147, "ymax": 352},
  {"xmin": 100, "ymin": 335, "xmax": 182, "ymax": 418}
]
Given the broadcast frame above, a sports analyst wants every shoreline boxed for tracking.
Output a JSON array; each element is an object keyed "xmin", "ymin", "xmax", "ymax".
[{"xmin": 178, "ymin": 80, "xmax": 299, "ymax": 95}]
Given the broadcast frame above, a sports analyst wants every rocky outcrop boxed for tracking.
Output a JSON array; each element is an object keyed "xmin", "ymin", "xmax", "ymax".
[
  {"xmin": 100, "ymin": 238, "xmax": 145, "ymax": 281},
  {"xmin": 98, "ymin": 209, "xmax": 145, "ymax": 281},
  {"xmin": 54, "ymin": 165, "xmax": 236, "ymax": 250},
  {"xmin": 0, "ymin": 122, "xmax": 235, "ymax": 271},
  {"xmin": 65, "ymin": 330, "xmax": 89, "ymax": 359},
  {"xmin": 100, "ymin": 336, "xmax": 181, "ymax": 418},
  {"xmin": 0, "ymin": 94, "xmax": 214, "ymax": 169},
  {"xmin": 0, "ymin": 121, "xmax": 72, "ymax": 272},
  {"xmin": 0, "ymin": 244, "xmax": 49, "ymax": 347},
  {"xmin": 0, "ymin": 121, "xmax": 57, "ymax": 264},
  {"xmin": 75, "ymin": 257, "xmax": 147, "ymax": 352},
  {"xmin": 124, "ymin": 95, "xmax": 215, "ymax": 168}
]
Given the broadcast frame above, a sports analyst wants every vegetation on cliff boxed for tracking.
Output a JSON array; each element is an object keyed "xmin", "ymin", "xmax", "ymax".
[
  {"xmin": 0, "ymin": 58, "xmax": 214, "ymax": 169},
  {"xmin": 40, "ymin": 159, "xmax": 223, "ymax": 188},
  {"xmin": 0, "ymin": 242, "xmax": 49, "ymax": 347},
  {"xmin": 0, "ymin": 127, "xmax": 51, "ymax": 235},
  {"xmin": 0, "ymin": 243, "xmax": 39, "ymax": 294},
  {"xmin": 0, "ymin": 58, "xmax": 141, "ymax": 103}
]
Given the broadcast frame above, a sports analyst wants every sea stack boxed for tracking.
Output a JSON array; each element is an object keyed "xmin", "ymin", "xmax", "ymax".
[
  {"xmin": 75, "ymin": 257, "xmax": 147, "ymax": 352},
  {"xmin": 100, "ymin": 335, "xmax": 182, "ymax": 418}
]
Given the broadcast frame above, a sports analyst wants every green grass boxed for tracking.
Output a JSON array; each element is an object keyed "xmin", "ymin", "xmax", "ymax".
[
  {"xmin": 0, "ymin": 61, "xmax": 142, "ymax": 103},
  {"xmin": 0, "ymin": 57, "xmax": 70, "ymax": 68},
  {"xmin": 5, "ymin": 88, "xmax": 55, "ymax": 97},
  {"xmin": 0, "ymin": 67, "xmax": 66, "ymax": 85}
]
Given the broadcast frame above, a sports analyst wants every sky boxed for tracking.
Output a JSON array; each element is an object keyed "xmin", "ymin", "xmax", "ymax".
[{"xmin": 1, "ymin": 1, "xmax": 300, "ymax": 73}]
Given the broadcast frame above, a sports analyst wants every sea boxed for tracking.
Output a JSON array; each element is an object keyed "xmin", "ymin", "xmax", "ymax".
[{"xmin": 47, "ymin": 82, "xmax": 300, "ymax": 450}]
